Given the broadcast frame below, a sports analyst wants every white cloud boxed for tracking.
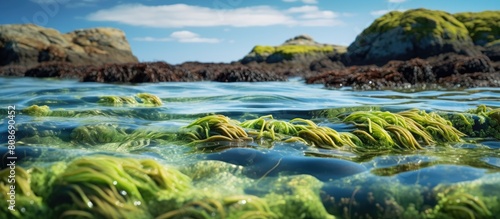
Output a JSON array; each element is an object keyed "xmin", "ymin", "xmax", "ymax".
[
  {"xmin": 86, "ymin": 3, "xmax": 341, "ymax": 27},
  {"xmin": 133, "ymin": 37, "xmax": 172, "ymax": 42},
  {"xmin": 283, "ymin": 0, "xmax": 318, "ymax": 4},
  {"xmin": 370, "ymin": 9, "xmax": 406, "ymax": 16},
  {"xmin": 170, "ymin": 31, "xmax": 221, "ymax": 43},
  {"xmin": 388, "ymin": 0, "xmax": 406, "ymax": 3},
  {"xmin": 134, "ymin": 31, "xmax": 221, "ymax": 43}
]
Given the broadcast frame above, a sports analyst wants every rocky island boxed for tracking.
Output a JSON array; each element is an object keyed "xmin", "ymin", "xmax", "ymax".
[{"xmin": 1, "ymin": 9, "xmax": 499, "ymax": 89}]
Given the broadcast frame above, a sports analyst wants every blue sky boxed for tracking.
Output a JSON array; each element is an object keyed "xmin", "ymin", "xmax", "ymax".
[{"xmin": 1, "ymin": 0, "xmax": 498, "ymax": 64}]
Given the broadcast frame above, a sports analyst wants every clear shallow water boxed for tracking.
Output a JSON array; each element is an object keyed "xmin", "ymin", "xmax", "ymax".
[{"xmin": 1, "ymin": 77, "xmax": 500, "ymax": 218}]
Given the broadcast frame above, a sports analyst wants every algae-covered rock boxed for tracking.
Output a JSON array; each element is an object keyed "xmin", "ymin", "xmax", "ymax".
[
  {"xmin": 241, "ymin": 35, "xmax": 346, "ymax": 64},
  {"xmin": 347, "ymin": 8, "xmax": 479, "ymax": 65},
  {"xmin": 454, "ymin": 11, "xmax": 500, "ymax": 46}
]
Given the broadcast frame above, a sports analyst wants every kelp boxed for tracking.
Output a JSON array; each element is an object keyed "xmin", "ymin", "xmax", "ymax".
[{"xmin": 50, "ymin": 155, "xmax": 191, "ymax": 218}]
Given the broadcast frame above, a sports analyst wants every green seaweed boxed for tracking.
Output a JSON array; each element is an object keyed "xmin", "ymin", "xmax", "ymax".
[
  {"xmin": 22, "ymin": 105, "xmax": 52, "ymax": 117},
  {"xmin": 181, "ymin": 114, "xmax": 253, "ymax": 148},
  {"xmin": 98, "ymin": 96, "xmax": 139, "ymax": 106},
  {"xmin": 137, "ymin": 93, "xmax": 163, "ymax": 106},
  {"xmin": 49, "ymin": 155, "xmax": 191, "ymax": 218},
  {"xmin": 0, "ymin": 167, "xmax": 47, "ymax": 218},
  {"xmin": 344, "ymin": 110, "xmax": 465, "ymax": 150}
]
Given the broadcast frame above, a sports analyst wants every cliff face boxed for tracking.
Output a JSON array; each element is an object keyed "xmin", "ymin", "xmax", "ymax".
[
  {"xmin": 241, "ymin": 35, "xmax": 346, "ymax": 64},
  {"xmin": 0, "ymin": 24, "xmax": 138, "ymax": 67}
]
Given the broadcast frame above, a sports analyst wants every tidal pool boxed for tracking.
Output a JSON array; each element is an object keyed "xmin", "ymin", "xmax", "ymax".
[{"xmin": 1, "ymin": 77, "xmax": 499, "ymax": 219}]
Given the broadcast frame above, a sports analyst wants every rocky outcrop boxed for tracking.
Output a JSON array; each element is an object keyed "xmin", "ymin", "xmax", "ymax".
[
  {"xmin": 241, "ymin": 35, "xmax": 346, "ymax": 64},
  {"xmin": 306, "ymin": 53, "xmax": 500, "ymax": 89},
  {"xmin": 346, "ymin": 9, "xmax": 482, "ymax": 66},
  {"xmin": 0, "ymin": 24, "xmax": 138, "ymax": 67}
]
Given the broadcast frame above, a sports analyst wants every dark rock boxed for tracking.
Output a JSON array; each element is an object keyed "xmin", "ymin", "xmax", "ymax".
[
  {"xmin": 484, "ymin": 43, "xmax": 500, "ymax": 62},
  {"xmin": 0, "ymin": 65, "xmax": 27, "ymax": 77},
  {"xmin": 429, "ymin": 53, "xmax": 494, "ymax": 78},
  {"xmin": 214, "ymin": 66, "xmax": 286, "ymax": 82},
  {"xmin": 24, "ymin": 62, "xmax": 88, "ymax": 79},
  {"xmin": 81, "ymin": 62, "xmax": 200, "ymax": 83},
  {"xmin": 179, "ymin": 62, "xmax": 287, "ymax": 82},
  {"xmin": 310, "ymin": 53, "xmax": 345, "ymax": 72}
]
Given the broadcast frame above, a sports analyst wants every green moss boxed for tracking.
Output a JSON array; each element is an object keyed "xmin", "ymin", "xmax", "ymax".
[
  {"xmin": 362, "ymin": 8, "xmax": 470, "ymax": 41},
  {"xmin": 454, "ymin": 11, "xmax": 500, "ymax": 45},
  {"xmin": 250, "ymin": 44, "xmax": 335, "ymax": 58},
  {"xmin": 251, "ymin": 45, "xmax": 275, "ymax": 55}
]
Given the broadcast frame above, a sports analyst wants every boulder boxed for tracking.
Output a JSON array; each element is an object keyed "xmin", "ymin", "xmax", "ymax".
[
  {"xmin": 0, "ymin": 24, "xmax": 138, "ymax": 67},
  {"xmin": 241, "ymin": 34, "xmax": 346, "ymax": 64},
  {"xmin": 346, "ymin": 9, "xmax": 481, "ymax": 66}
]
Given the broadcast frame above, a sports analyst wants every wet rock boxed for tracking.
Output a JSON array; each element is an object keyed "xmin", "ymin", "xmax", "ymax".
[{"xmin": 0, "ymin": 24, "xmax": 138, "ymax": 67}]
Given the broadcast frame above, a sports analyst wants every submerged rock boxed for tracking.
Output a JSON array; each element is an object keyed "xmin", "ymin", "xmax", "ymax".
[
  {"xmin": 0, "ymin": 24, "xmax": 138, "ymax": 67},
  {"xmin": 206, "ymin": 148, "xmax": 367, "ymax": 181}
]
